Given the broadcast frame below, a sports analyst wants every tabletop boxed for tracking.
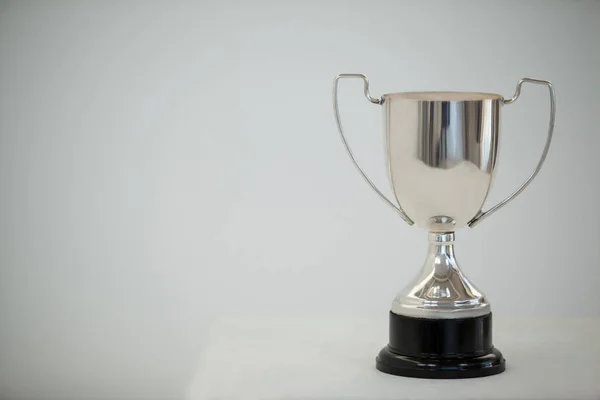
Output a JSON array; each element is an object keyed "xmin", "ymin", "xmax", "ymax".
[{"xmin": 186, "ymin": 315, "xmax": 600, "ymax": 400}]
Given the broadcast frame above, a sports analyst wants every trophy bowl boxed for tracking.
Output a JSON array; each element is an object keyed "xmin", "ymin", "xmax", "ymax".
[{"xmin": 333, "ymin": 74, "xmax": 555, "ymax": 378}]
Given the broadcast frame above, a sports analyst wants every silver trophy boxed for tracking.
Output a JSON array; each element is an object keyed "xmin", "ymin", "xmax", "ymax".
[{"xmin": 333, "ymin": 74, "xmax": 555, "ymax": 378}]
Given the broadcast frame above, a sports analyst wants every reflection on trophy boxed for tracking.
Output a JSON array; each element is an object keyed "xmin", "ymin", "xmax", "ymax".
[{"xmin": 332, "ymin": 74, "xmax": 555, "ymax": 378}]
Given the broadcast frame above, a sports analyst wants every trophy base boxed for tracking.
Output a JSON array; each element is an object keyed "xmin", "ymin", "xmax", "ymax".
[
  {"xmin": 376, "ymin": 312, "xmax": 505, "ymax": 379},
  {"xmin": 376, "ymin": 346, "xmax": 505, "ymax": 379}
]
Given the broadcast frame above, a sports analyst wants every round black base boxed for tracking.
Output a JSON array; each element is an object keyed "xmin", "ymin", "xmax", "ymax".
[
  {"xmin": 376, "ymin": 346, "xmax": 505, "ymax": 379},
  {"xmin": 376, "ymin": 312, "xmax": 505, "ymax": 379}
]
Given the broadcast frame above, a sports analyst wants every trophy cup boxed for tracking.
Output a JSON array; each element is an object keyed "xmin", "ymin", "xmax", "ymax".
[{"xmin": 332, "ymin": 74, "xmax": 555, "ymax": 378}]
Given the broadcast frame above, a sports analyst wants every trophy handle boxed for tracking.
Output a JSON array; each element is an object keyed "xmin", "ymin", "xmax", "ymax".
[
  {"xmin": 468, "ymin": 78, "xmax": 556, "ymax": 228},
  {"xmin": 332, "ymin": 73, "xmax": 414, "ymax": 225}
]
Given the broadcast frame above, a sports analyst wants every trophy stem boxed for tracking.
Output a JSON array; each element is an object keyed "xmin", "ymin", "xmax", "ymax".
[{"xmin": 391, "ymin": 231, "xmax": 489, "ymax": 319}]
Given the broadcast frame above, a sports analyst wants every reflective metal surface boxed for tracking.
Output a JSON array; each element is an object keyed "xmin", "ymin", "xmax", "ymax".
[
  {"xmin": 391, "ymin": 232, "xmax": 489, "ymax": 319},
  {"xmin": 384, "ymin": 91, "xmax": 501, "ymax": 230},
  {"xmin": 332, "ymin": 73, "xmax": 555, "ymax": 319},
  {"xmin": 332, "ymin": 74, "xmax": 555, "ymax": 230},
  {"xmin": 469, "ymin": 78, "xmax": 556, "ymax": 227}
]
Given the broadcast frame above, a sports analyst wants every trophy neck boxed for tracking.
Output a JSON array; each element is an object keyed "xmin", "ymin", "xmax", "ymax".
[
  {"xmin": 426, "ymin": 232, "xmax": 457, "ymax": 282},
  {"xmin": 391, "ymin": 231, "xmax": 490, "ymax": 319}
]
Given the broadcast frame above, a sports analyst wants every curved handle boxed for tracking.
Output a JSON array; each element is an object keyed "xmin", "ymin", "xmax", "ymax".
[
  {"xmin": 332, "ymin": 73, "xmax": 414, "ymax": 225},
  {"xmin": 468, "ymin": 77, "xmax": 556, "ymax": 228}
]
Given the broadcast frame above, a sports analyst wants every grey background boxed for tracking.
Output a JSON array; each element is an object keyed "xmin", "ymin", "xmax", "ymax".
[{"xmin": 0, "ymin": 1, "xmax": 599, "ymax": 399}]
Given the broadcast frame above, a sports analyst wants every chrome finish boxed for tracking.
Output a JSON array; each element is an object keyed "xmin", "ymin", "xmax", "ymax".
[
  {"xmin": 391, "ymin": 232, "xmax": 490, "ymax": 319},
  {"xmin": 332, "ymin": 73, "xmax": 556, "ymax": 319},
  {"xmin": 333, "ymin": 74, "xmax": 414, "ymax": 225},
  {"xmin": 468, "ymin": 78, "xmax": 556, "ymax": 227},
  {"xmin": 385, "ymin": 90, "xmax": 502, "ymax": 230},
  {"xmin": 335, "ymin": 73, "xmax": 382, "ymax": 105},
  {"xmin": 428, "ymin": 216, "xmax": 456, "ymax": 231}
]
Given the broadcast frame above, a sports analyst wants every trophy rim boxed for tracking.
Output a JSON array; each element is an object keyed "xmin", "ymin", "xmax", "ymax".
[{"xmin": 382, "ymin": 91, "xmax": 502, "ymax": 101}]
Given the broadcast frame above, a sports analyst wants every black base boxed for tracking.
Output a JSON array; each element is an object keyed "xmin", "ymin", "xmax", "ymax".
[
  {"xmin": 376, "ymin": 346, "xmax": 505, "ymax": 379},
  {"xmin": 376, "ymin": 312, "xmax": 505, "ymax": 379}
]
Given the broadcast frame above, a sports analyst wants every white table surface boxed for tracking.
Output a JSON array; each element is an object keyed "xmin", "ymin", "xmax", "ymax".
[{"xmin": 186, "ymin": 315, "xmax": 600, "ymax": 400}]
